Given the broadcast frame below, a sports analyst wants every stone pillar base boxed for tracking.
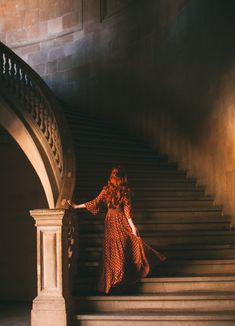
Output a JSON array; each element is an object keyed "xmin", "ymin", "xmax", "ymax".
[
  {"xmin": 31, "ymin": 297, "xmax": 69, "ymax": 326},
  {"xmin": 30, "ymin": 209, "xmax": 73, "ymax": 326}
]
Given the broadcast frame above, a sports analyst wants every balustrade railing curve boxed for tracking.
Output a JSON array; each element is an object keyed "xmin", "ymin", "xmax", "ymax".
[{"xmin": 0, "ymin": 41, "xmax": 76, "ymax": 208}]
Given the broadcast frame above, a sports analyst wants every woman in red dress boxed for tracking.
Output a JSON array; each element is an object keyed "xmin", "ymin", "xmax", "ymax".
[{"xmin": 68, "ymin": 166, "xmax": 166, "ymax": 294}]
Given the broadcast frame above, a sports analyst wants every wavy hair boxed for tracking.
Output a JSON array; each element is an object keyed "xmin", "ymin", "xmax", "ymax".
[{"xmin": 104, "ymin": 166, "xmax": 132, "ymax": 208}]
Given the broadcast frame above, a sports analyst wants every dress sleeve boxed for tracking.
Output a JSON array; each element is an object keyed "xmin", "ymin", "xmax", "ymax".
[
  {"xmin": 123, "ymin": 195, "xmax": 134, "ymax": 220},
  {"xmin": 84, "ymin": 187, "xmax": 106, "ymax": 215}
]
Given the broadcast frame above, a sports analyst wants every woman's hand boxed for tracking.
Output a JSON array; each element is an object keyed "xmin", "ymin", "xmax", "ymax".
[
  {"xmin": 67, "ymin": 200, "xmax": 85, "ymax": 209},
  {"xmin": 67, "ymin": 200, "xmax": 77, "ymax": 208}
]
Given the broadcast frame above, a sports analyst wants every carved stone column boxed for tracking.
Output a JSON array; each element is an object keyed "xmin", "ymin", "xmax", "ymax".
[{"xmin": 30, "ymin": 209, "xmax": 72, "ymax": 326}]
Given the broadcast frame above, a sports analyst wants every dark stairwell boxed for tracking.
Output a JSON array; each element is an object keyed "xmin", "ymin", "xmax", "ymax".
[{"xmin": 64, "ymin": 107, "xmax": 235, "ymax": 326}]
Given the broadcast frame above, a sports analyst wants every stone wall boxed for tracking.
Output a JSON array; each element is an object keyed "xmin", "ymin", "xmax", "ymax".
[
  {"xmin": 0, "ymin": 0, "xmax": 187, "ymax": 110},
  {"xmin": 2, "ymin": 0, "xmax": 235, "ymax": 222}
]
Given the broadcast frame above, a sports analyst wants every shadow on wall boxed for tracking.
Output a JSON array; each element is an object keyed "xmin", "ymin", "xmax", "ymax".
[
  {"xmin": 0, "ymin": 129, "xmax": 48, "ymax": 301},
  {"xmin": 5, "ymin": 0, "xmax": 235, "ymax": 219},
  {"xmin": 86, "ymin": 0, "xmax": 235, "ymax": 144},
  {"xmin": 56, "ymin": 0, "xmax": 235, "ymax": 221},
  {"xmin": 5, "ymin": 0, "xmax": 235, "ymax": 141}
]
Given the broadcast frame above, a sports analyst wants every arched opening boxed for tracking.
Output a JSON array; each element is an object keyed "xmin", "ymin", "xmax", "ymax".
[{"xmin": 0, "ymin": 126, "xmax": 48, "ymax": 301}]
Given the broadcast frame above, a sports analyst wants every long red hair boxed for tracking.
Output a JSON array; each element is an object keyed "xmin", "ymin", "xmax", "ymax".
[{"xmin": 104, "ymin": 166, "xmax": 132, "ymax": 208}]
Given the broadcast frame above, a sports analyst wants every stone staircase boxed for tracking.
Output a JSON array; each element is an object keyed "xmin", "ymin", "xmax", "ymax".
[{"xmin": 65, "ymin": 109, "xmax": 235, "ymax": 325}]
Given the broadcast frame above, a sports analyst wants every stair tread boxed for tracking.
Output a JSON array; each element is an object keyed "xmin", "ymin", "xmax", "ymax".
[
  {"xmin": 75, "ymin": 292, "xmax": 235, "ymax": 300},
  {"xmin": 80, "ymin": 258, "xmax": 235, "ymax": 265},
  {"xmin": 79, "ymin": 230, "xmax": 235, "ymax": 236},
  {"xmin": 81, "ymin": 244, "xmax": 235, "ymax": 251},
  {"xmin": 76, "ymin": 275, "xmax": 235, "ymax": 282},
  {"xmin": 79, "ymin": 219, "xmax": 230, "ymax": 225},
  {"xmin": 74, "ymin": 311, "xmax": 235, "ymax": 321}
]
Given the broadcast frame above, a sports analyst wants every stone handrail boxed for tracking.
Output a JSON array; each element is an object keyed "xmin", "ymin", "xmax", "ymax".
[{"xmin": 0, "ymin": 41, "xmax": 76, "ymax": 208}]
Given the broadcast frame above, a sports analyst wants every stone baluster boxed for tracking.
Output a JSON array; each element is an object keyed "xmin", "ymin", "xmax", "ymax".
[
  {"xmin": 14, "ymin": 64, "xmax": 21, "ymax": 97},
  {"xmin": 30, "ymin": 209, "xmax": 72, "ymax": 326},
  {"xmin": 5, "ymin": 56, "xmax": 11, "ymax": 85},
  {"xmin": 0, "ymin": 50, "xmax": 4, "ymax": 79}
]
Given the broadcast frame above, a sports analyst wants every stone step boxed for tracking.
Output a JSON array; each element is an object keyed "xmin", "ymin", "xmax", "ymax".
[
  {"xmin": 75, "ymin": 189, "xmax": 206, "ymax": 200},
  {"xmin": 76, "ymin": 161, "xmax": 178, "ymax": 169},
  {"xmin": 70, "ymin": 130, "xmax": 149, "ymax": 146},
  {"xmin": 76, "ymin": 170, "xmax": 188, "ymax": 177},
  {"xmin": 76, "ymin": 153, "xmax": 169, "ymax": 162},
  {"xmin": 73, "ymin": 311, "xmax": 235, "ymax": 326},
  {"xmin": 77, "ymin": 177, "xmax": 197, "ymax": 185},
  {"xmin": 76, "ymin": 185, "xmax": 206, "ymax": 193},
  {"xmin": 78, "ymin": 231, "xmax": 235, "ymax": 246},
  {"xmin": 74, "ymin": 276, "xmax": 235, "ymax": 295},
  {"xmin": 78, "ymin": 195, "xmax": 214, "ymax": 203},
  {"xmin": 69, "ymin": 120, "xmax": 133, "ymax": 131},
  {"xmin": 76, "ymin": 178, "xmax": 197, "ymax": 185},
  {"xmin": 73, "ymin": 134, "xmax": 148, "ymax": 146},
  {"xmin": 74, "ymin": 292, "xmax": 235, "ymax": 313},
  {"xmin": 76, "ymin": 143, "xmax": 162, "ymax": 154},
  {"xmin": 78, "ymin": 199, "xmax": 215, "ymax": 209},
  {"xmin": 77, "ymin": 209, "xmax": 223, "ymax": 220},
  {"xmin": 77, "ymin": 259, "xmax": 235, "ymax": 277},
  {"xmin": 66, "ymin": 114, "xmax": 132, "ymax": 131},
  {"xmin": 78, "ymin": 218, "xmax": 231, "ymax": 232},
  {"xmin": 78, "ymin": 244, "xmax": 235, "ymax": 262},
  {"xmin": 77, "ymin": 150, "xmax": 166, "ymax": 159}
]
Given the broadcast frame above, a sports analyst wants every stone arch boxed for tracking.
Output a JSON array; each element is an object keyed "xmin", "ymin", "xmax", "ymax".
[{"xmin": 0, "ymin": 95, "xmax": 55, "ymax": 208}]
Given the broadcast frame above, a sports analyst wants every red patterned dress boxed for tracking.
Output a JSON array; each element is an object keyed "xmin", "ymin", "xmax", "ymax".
[{"xmin": 84, "ymin": 187, "xmax": 166, "ymax": 294}]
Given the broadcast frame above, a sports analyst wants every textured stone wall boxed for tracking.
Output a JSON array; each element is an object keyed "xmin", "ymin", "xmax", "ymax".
[
  {"xmin": 2, "ymin": 0, "xmax": 235, "ymax": 222},
  {"xmin": 0, "ymin": 0, "xmax": 187, "ymax": 109}
]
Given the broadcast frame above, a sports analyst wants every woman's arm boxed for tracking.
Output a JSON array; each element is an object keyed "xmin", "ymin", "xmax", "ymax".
[
  {"xmin": 67, "ymin": 200, "xmax": 85, "ymax": 209},
  {"xmin": 67, "ymin": 187, "xmax": 106, "ymax": 215}
]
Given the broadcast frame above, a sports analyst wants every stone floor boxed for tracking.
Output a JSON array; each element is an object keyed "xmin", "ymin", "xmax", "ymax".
[{"xmin": 0, "ymin": 302, "xmax": 30, "ymax": 326}]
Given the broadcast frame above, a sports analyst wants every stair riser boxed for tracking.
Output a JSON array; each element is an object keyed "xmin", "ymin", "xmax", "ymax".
[
  {"xmin": 76, "ymin": 183, "xmax": 198, "ymax": 190},
  {"xmin": 77, "ymin": 201, "xmax": 214, "ymax": 209},
  {"xmin": 78, "ymin": 192, "xmax": 207, "ymax": 199},
  {"xmin": 75, "ymin": 280, "xmax": 235, "ymax": 294},
  {"xmin": 77, "ymin": 146, "xmax": 167, "ymax": 154},
  {"xmin": 76, "ymin": 151, "xmax": 167, "ymax": 158},
  {"xmin": 76, "ymin": 299, "xmax": 235, "ymax": 312},
  {"xmin": 73, "ymin": 136, "xmax": 148, "ymax": 145},
  {"xmin": 76, "ymin": 159, "xmax": 170, "ymax": 166},
  {"xmin": 77, "ymin": 175, "xmax": 193, "ymax": 181},
  {"xmin": 77, "ymin": 170, "xmax": 187, "ymax": 176},
  {"xmin": 73, "ymin": 319, "xmax": 235, "ymax": 326},
  {"xmin": 77, "ymin": 264, "xmax": 235, "ymax": 276},
  {"xmin": 78, "ymin": 249, "xmax": 235, "ymax": 261},
  {"xmin": 79, "ymin": 223, "xmax": 230, "ymax": 232},
  {"xmin": 79, "ymin": 236, "xmax": 235, "ymax": 246},
  {"xmin": 76, "ymin": 163, "xmax": 178, "ymax": 169},
  {"xmin": 76, "ymin": 164, "xmax": 179, "ymax": 170},
  {"xmin": 79, "ymin": 211, "xmax": 223, "ymax": 219}
]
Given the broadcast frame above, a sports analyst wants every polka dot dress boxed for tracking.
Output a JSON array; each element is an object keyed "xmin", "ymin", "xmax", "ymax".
[{"xmin": 84, "ymin": 187, "xmax": 166, "ymax": 294}]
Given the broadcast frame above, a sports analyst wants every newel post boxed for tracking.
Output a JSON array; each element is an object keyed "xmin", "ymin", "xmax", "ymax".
[{"xmin": 30, "ymin": 209, "xmax": 72, "ymax": 326}]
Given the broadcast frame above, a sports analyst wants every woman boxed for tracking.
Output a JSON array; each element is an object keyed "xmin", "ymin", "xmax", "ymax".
[{"xmin": 68, "ymin": 166, "xmax": 166, "ymax": 294}]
